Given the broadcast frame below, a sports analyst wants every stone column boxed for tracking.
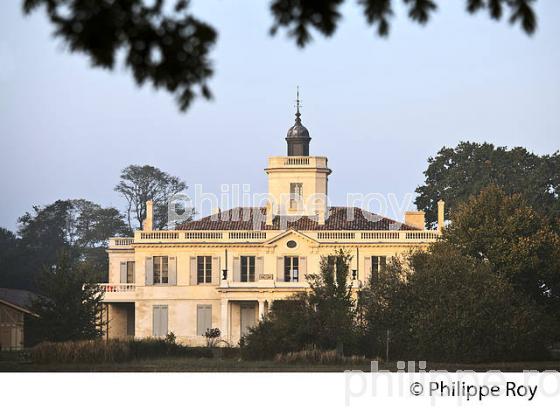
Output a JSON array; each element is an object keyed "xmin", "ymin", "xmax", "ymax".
[
  {"xmin": 258, "ymin": 299, "xmax": 266, "ymax": 320},
  {"xmin": 220, "ymin": 299, "xmax": 229, "ymax": 342}
]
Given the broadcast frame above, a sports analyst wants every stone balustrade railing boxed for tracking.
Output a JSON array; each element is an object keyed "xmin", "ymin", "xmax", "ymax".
[{"xmin": 108, "ymin": 229, "xmax": 439, "ymax": 249}]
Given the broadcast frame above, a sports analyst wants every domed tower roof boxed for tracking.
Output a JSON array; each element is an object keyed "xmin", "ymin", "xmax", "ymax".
[{"xmin": 285, "ymin": 88, "xmax": 311, "ymax": 156}]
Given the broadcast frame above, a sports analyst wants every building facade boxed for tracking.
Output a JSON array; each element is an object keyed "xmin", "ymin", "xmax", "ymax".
[{"xmin": 101, "ymin": 105, "xmax": 443, "ymax": 346}]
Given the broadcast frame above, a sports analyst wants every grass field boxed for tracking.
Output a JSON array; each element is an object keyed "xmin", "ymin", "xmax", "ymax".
[{"xmin": 2, "ymin": 356, "xmax": 560, "ymax": 372}]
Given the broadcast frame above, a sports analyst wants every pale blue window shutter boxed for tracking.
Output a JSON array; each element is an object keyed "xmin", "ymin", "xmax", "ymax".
[
  {"xmin": 233, "ymin": 257, "xmax": 241, "ymax": 282},
  {"xmin": 190, "ymin": 257, "xmax": 197, "ymax": 285},
  {"xmin": 298, "ymin": 257, "xmax": 307, "ymax": 281},
  {"xmin": 211, "ymin": 257, "xmax": 220, "ymax": 285},
  {"xmin": 153, "ymin": 305, "xmax": 169, "ymax": 337},
  {"xmin": 255, "ymin": 257, "xmax": 264, "ymax": 280},
  {"xmin": 197, "ymin": 305, "xmax": 212, "ymax": 336},
  {"xmin": 145, "ymin": 257, "xmax": 153, "ymax": 285},
  {"xmin": 168, "ymin": 257, "xmax": 177, "ymax": 285},
  {"xmin": 364, "ymin": 257, "xmax": 371, "ymax": 282},
  {"xmin": 120, "ymin": 262, "xmax": 127, "ymax": 283},
  {"xmin": 161, "ymin": 306, "xmax": 168, "ymax": 336},
  {"xmin": 276, "ymin": 257, "xmax": 284, "ymax": 282}
]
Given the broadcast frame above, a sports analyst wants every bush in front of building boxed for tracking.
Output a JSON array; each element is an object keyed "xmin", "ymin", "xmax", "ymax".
[{"xmin": 241, "ymin": 250, "xmax": 359, "ymax": 361}]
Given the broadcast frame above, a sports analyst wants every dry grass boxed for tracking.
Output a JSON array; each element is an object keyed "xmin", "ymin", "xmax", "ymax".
[{"xmin": 274, "ymin": 349, "xmax": 368, "ymax": 365}]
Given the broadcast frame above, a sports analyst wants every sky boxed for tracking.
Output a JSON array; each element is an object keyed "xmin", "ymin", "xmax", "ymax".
[{"xmin": 1, "ymin": 1, "xmax": 559, "ymax": 232}]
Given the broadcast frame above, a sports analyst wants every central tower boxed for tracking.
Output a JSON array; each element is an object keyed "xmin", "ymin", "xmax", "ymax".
[{"xmin": 265, "ymin": 91, "xmax": 331, "ymax": 222}]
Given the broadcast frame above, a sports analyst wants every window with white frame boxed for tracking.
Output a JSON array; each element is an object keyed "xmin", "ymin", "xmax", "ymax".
[
  {"xmin": 240, "ymin": 256, "xmax": 255, "ymax": 282},
  {"xmin": 153, "ymin": 256, "xmax": 169, "ymax": 284},
  {"xmin": 289, "ymin": 182, "xmax": 303, "ymax": 209},
  {"xmin": 197, "ymin": 256, "xmax": 212, "ymax": 284},
  {"xmin": 284, "ymin": 256, "xmax": 299, "ymax": 282}
]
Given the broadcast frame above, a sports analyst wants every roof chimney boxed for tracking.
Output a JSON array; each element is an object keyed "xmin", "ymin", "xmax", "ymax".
[
  {"xmin": 404, "ymin": 211, "xmax": 425, "ymax": 229},
  {"xmin": 143, "ymin": 200, "xmax": 153, "ymax": 231},
  {"xmin": 437, "ymin": 199, "xmax": 445, "ymax": 233}
]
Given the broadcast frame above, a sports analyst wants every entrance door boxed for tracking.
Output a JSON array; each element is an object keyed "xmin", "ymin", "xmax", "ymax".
[{"xmin": 240, "ymin": 304, "xmax": 256, "ymax": 338}]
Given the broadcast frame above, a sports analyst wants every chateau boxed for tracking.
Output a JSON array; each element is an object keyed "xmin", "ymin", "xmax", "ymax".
[{"xmin": 101, "ymin": 101, "xmax": 443, "ymax": 345}]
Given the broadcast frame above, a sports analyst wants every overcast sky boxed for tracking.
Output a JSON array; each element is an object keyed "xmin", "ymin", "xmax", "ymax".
[{"xmin": 1, "ymin": 1, "xmax": 559, "ymax": 232}]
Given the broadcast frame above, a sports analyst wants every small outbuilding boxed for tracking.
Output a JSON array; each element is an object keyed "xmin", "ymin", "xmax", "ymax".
[{"xmin": 0, "ymin": 288, "xmax": 38, "ymax": 351}]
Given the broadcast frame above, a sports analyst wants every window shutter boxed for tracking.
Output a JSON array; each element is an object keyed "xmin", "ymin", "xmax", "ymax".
[
  {"xmin": 298, "ymin": 257, "xmax": 307, "ymax": 281},
  {"xmin": 161, "ymin": 306, "xmax": 168, "ymax": 336},
  {"xmin": 190, "ymin": 257, "xmax": 197, "ymax": 285},
  {"xmin": 145, "ymin": 257, "xmax": 153, "ymax": 286},
  {"xmin": 168, "ymin": 257, "xmax": 177, "ymax": 285},
  {"xmin": 255, "ymin": 256, "xmax": 264, "ymax": 280},
  {"xmin": 120, "ymin": 262, "xmax": 127, "ymax": 283},
  {"xmin": 197, "ymin": 305, "xmax": 212, "ymax": 336},
  {"xmin": 211, "ymin": 256, "xmax": 220, "ymax": 285},
  {"xmin": 364, "ymin": 256, "xmax": 371, "ymax": 282},
  {"xmin": 276, "ymin": 257, "xmax": 284, "ymax": 282},
  {"xmin": 233, "ymin": 257, "xmax": 241, "ymax": 282},
  {"xmin": 153, "ymin": 306, "xmax": 160, "ymax": 336}
]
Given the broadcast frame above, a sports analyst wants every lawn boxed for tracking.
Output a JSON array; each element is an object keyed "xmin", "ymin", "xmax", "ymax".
[{"xmin": 2, "ymin": 355, "xmax": 560, "ymax": 372}]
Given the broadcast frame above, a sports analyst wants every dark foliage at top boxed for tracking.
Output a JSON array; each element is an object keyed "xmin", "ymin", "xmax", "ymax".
[{"xmin": 23, "ymin": 0, "xmax": 217, "ymax": 111}]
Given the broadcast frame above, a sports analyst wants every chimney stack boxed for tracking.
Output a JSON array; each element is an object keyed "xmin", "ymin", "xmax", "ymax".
[
  {"xmin": 404, "ymin": 211, "xmax": 425, "ymax": 229},
  {"xmin": 266, "ymin": 201, "xmax": 274, "ymax": 226},
  {"xmin": 143, "ymin": 200, "xmax": 153, "ymax": 231},
  {"xmin": 437, "ymin": 199, "xmax": 445, "ymax": 233}
]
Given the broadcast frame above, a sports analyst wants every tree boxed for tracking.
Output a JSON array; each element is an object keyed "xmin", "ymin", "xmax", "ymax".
[
  {"xmin": 23, "ymin": 1, "xmax": 537, "ymax": 111},
  {"xmin": 28, "ymin": 251, "xmax": 106, "ymax": 344},
  {"xmin": 0, "ymin": 228, "xmax": 24, "ymax": 289},
  {"xmin": 415, "ymin": 142, "xmax": 560, "ymax": 228},
  {"xmin": 306, "ymin": 249, "xmax": 356, "ymax": 352},
  {"xmin": 444, "ymin": 185, "xmax": 560, "ymax": 311},
  {"xmin": 1, "ymin": 199, "xmax": 128, "ymax": 290},
  {"xmin": 241, "ymin": 249, "xmax": 357, "ymax": 359},
  {"xmin": 361, "ymin": 243, "xmax": 553, "ymax": 362},
  {"xmin": 114, "ymin": 164, "xmax": 193, "ymax": 231}
]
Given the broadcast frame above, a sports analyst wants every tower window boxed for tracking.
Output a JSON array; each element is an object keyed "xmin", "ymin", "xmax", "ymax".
[{"xmin": 290, "ymin": 183, "xmax": 303, "ymax": 209}]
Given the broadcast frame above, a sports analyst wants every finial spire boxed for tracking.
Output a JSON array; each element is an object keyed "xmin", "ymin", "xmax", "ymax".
[{"xmin": 295, "ymin": 86, "xmax": 302, "ymax": 123}]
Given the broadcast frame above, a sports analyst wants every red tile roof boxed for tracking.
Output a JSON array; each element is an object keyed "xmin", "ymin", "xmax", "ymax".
[{"xmin": 177, "ymin": 207, "xmax": 420, "ymax": 231}]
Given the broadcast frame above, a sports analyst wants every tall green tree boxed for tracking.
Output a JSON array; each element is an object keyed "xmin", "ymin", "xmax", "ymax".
[
  {"xmin": 359, "ymin": 244, "xmax": 552, "ymax": 362},
  {"xmin": 23, "ymin": 1, "xmax": 537, "ymax": 111},
  {"xmin": 28, "ymin": 251, "xmax": 106, "ymax": 344},
  {"xmin": 242, "ymin": 249, "xmax": 357, "ymax": 359},
  {"xmin": 415, "ymin": 142, "xmax": 560, "ymax": 228},
  {"xmin": 444, "ymin": 185, "xmax": 560, "ymax": 311},
  {"xmin": 115, "ymin": 164, "xmax": 193, "ymax": 231},
  {"xmin": 306, "ymin": 250, "xmax": 356, "ymax": 351},
  {"xmin": 0, "ymin": 199, "xmax": 128, "ymax": 290}
]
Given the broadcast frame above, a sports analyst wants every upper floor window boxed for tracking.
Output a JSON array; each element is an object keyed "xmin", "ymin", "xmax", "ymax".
[
  {"xmin": 126, "ymin": 261, "xmax": 135, "ymax": 283},
  {"xmin": 240, "ymin": 256, "xmax": 255, "ymax": 282},
  {"xmin": 290, "ymin": 183, "xmax": 303, "ymax": 209},
  {"xmin": 284, "ymin": 256, "xmax": 299, "ymax": 282},
  {"xmin": 197, "ymin": 256, "xmax": 212, "ymax": 284},
  {"xmin": 153, "ymin": 256, "xmax": 169, "ymax": 284},
  {"xmin": 371, "ymin": 256, "xmax": 387, "ymax": 284}
]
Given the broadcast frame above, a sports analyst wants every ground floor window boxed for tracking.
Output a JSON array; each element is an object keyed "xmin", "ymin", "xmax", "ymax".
[{"xmin": 152, "ymin": 305, "xmax": 168, "ymax": 337}]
